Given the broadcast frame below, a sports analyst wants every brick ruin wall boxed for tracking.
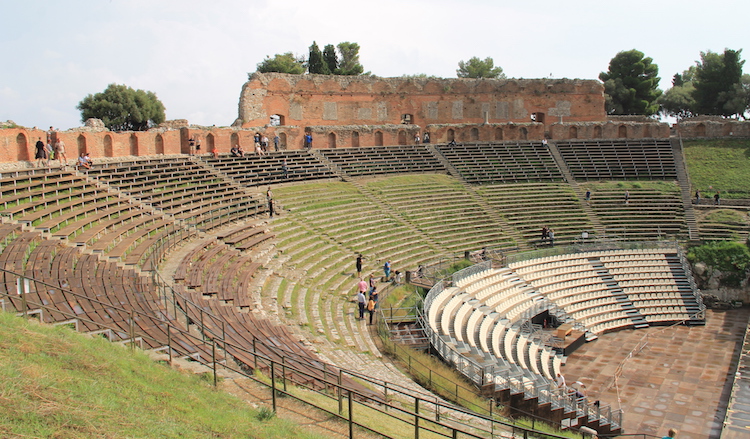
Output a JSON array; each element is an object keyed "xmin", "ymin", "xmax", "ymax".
[{"xmin": 0, "ymin": 73, "xmax": 748, "ymax": 164}]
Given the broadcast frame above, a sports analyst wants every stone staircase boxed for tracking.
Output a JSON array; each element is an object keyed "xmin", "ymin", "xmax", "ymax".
[{"xmin": 670, "ymin": 138, "xmax": 699, "ymax": 242}]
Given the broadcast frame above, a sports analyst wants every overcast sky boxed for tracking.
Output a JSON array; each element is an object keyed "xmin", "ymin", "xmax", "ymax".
[{"xmin": 1, "ymin": 0, "xmax": 747, "ymax": 130}]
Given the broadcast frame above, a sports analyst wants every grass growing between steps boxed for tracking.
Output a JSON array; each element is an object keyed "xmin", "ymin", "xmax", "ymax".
[
  {"xmin": 684, "ymin": 138, "xmax": 750, "ymax": 198},
  {"xmin": 0, "ymin": 311, "xmax": 324, "ymax": 439}
]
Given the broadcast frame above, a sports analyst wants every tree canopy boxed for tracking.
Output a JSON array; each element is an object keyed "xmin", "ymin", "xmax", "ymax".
[
  {"xmin": 307, "ymin": 41, "xmax": 329, "ymax": 74},
  {"xmin": 599, "ymin": 49, "xmax": 662, "ymax": 115},
  {"xmin": 256, "ymin": 52, "xmax": 306, "ymax": 74},
  {"xmin": 456, "ymin": 57, "xmax": 505, "ymax": 79},
  {"xmin": 77, "ymin": 84, "xmax": 166, "ymax": 132},
  {"xmin": 323, "ymin": 44, "xmax": 338, "ymax": 75},
  {"xmin": 692, "ymin": 49, "xmax": 746, "ymax": 117},
  {"xmin": 336, "ymin": 42, "xmax": 364, "ymax": 76}
]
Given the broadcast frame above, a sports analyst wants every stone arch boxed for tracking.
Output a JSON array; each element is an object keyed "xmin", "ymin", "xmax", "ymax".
[
  {"xmin": 447, "ymin": 129, "xmax": 455, "ymax": 142},
  {"xmin": 519, "ymin": 127, "xmax": 528, "ymax": 140},
  {"xmin": 129, "ymin": 134, "xmax": 139, "ymax": 156},
  {"xmin": 77, "ymin": 134, "xmax": 87, "ymax": 156},
  {"xmin": 695, "ymin": 123, "xmax": 706, "ymax": 137},
  {"xmin": 205, "ymin": 133, "xmax": 214, "ymax": 153},
  {"xmin": 103, "ymin": 134, "xmax": 113, "ymax": 157},
  {"xmin": 722, "ymin": 123, "xmax": 733, "ymax": 136},
  {"xmin": 230, "ymin": 132, "xmax": 240, "ymax": 148},
  {"xmin": 593, "ymin": 125, "xmax": 602, "ymax": 138},
  {"xmin": 642, "ymin": 125, "xmax": 651, "ymax": 138},
  {"xmin": 618, "ymin": 125, "xmax": 627, "ymax": 138},
  {"xmin": 351, "ymin": 131, "xmax": 360, "ymax": 147},
  {"xmin": 569, "ymin": 126, "xmax": 578, "ymax": 139},
  {"xmin": 374, "ymin": 131, "xmax": 383, "ymax": 146},
  {"xmin": 470, "ymin": 127, "xmax": 479, "ymax": 141},
  {"xmin": 16, "ymin": 133, "xmax": 29, "ymax": 161},
  {"xmin": 494, "ymin": 127, "xmax": 504, "ymax": 140},
  {"xmin": 279, "ymin": 133, "xmax": 287, "ymax": 149},
  {"xmin": 327, "ymin": 132, "xmax": 337, "ymax": 148},
  {"xmin": 397, "ymin": 130, "xmax": 407, "ymax": 145},
  {"xmin": 155, "ymin": 134, "xmax": 165, "ymax": 155}
]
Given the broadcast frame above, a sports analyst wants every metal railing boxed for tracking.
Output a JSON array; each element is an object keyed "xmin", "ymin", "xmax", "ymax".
[{"xmin": 0, "ymin": 268, "xmax": 582, "ymax": 439}]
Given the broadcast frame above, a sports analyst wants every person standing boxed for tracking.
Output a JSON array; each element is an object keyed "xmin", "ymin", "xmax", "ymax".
[
  {"xmin": 367, "ymin": 290, "xmax": 378, "ymax": 325},
  {"xmin": 261, "ymin": 135, "xmax": 269, "ymax": 152},
  {"xmin": 304, "ymin": 133, "xmax": 313, "ymax": 149},
  {"xmin": 355, "ymin": 254, "xmax": 363, "ymax": 277},
  {"xmin": 714, "ymin": 191, "xmax": 721, "ymax": 205},
  {"xmin": 585, "ymin": 189, "xmax": 591, "ymax": 204},
  {"xmin": 368, "ymin": 274, "xmax": 377, "ymax": 294},
  {"xmin": 414, "ymin": 133, "xmax": 421, "ymax": 144},
  {"xmin": 281, "ymin": 159, "xmax": 288, "ymax": 179},
  {"xmin": 34, "ymin": 137, "xmax": 46, "ymax": 168},
  {"xmin": 624, "ymin": 190, "xmax": 630, "ymax": 204},
  {"xmin": 695, "ymin": 189, "xmax": 700, "ymax": 204},
  {"xmin": 383, "ymin": 260, "xmax": 391, "ymax": 281},
  {"xmin": 356, "ymin": 282, "xmax": 367, "ymax": 320},
  {"xmin": 266, "ymin": 186, "xmax": 274, "ymax": 218},
  {"xmin": 55, "ymin": 137, "xmax": 67, "ymax": 169},
  {"xmin": 548, "ymin": 229, "xmax": 555, "ymax": 246},
  {"xmin": 423, "ymin": 132, "xmax": 430, "ymax": 144},
  {"xmin": 273, "ymin": 134, "xmax": 280, "ymax": 151}
]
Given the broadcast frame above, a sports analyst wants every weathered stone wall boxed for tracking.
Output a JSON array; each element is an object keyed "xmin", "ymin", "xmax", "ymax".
[
  {"xmin": 238, "ymin": 73, "xmax": 607, "ymax": 129},
  {"xmin": 676, "ymin": 120, "xmax": 750, "ymax": 138},
  {"xmin": 549, "ymin": 121, "xmax": 671, "ymax": 140}
]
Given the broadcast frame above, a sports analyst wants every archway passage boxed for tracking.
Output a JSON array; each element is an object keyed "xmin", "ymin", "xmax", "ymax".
[
  {"xmin": 155, "ymin": 134, "xmax": 165, "ymax": 155},
  {"xmin": 593, "ymin": 126, "xmax": 602, "ymax": 138},
  {"xmin": 231, "ymin": 132, "xmax": 240, "ymax": 148},
  {"xmin": 129, "ymin": 134, "xmax": 139, "ymax": 156},
  {"xmin": 618, "ymin": 125, "xmax": 627, "ymax": 138},
  {"xmin": 77, "ymin": 135, "xmax": 87, "ymax": 156},
  {"xmin": 696, "ymin": 124, "xmax": 706, "ymax": 137},
  {"xmin": 519, "ymin": 127, "xmax": 528, "ymax": 140},
  {"xmin": 470, "ymin": 128, "xmax": 479, "ymax": 141},
  {"xmin": 374, "ymin": 131, "xmax": 383, "ymax": 146},
  {"xmin": 16, "ymin": 133, "xmax": 29, "ymax": 161},
  {"xmin": 327, "ymin": 132, "xmax": 336, "ymax": 148},
  {"xmin": 494, "ymin": 127, "xmax": 504, "ymax": 141},
  {"xmin": 279, "ymin": 133, "xmax": 287, "ymax": 149},
  {"xmin": 103, "ymin": 134, "xmax": 113, "ymax": 157},
  {"xmin": 447, "ymin": 129, "xmax": 455, "ymax": 142},
  {"xmin": 397, "ymin": 131, "xmax": 407, "ymax": 145},
  {"xmin": 569, "ymin": 126, "xmax": 578, "ymax": 139},
  {"xmin": 351, "ymin": 131, "xmax": 360, "ymax": 147},
  {"xmin": 205, "ymin": 134, "xmax": 215, "ymax": 154}
]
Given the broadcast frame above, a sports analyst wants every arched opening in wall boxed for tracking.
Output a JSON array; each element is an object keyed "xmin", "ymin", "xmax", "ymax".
[
  {"xmin": 531, "ymin": 112, "xmax": 545, "ymax": 124},
  {"xmin": 494, "ymin": 127, "xmax": 504, "ymax": 140},
  {"xmin": 696, "ymin": 124, "xmax": 706, "ymax": 137},
  {"xmin": 230, "ymin": 132, "xmax": 239, "ymax": 148},
  {"xmin": 155, "ymin": 134, "xmax": 165, "ymax": 155},
  {"xmin": 103, "ymin": 134, "xmax": 113, "ymax": 157},
  {"xmin": 374, "ymin": 131, "xmax": 383, "ymax": 146},
  {"xmin": 279, "ymin": 133, "xmax": 287, "ymax": 149},
  {"xmin": 397, "ymin": 131, "xmax": 407, "ymax": 145},
  {"xmin": 327, "ymin": 132, "xmax": 337, "ymax": 148},
  {"xmin": 401, "ymin": 114, "xmax": 413, "ymax": 124},
  {"xmin": 351, "ymin": 131, "xmax": 360, "ymax": 147},
  {"xmin": 643, "ymin": 125, "xmax": 651, "ymax": 138},
  {"xmin": 569, "ymin": 126, "xmax": 578, "ymax": 139},
  {"xmin": 205, "ymin": 134, "xmax": 215, "ymax": 153},
  {"xmin": 129, "ymin": 134, "xmax": 139, "ymax": 156},
  {"xmin": 618, "ymin": 125, "xmax": 627, "ymax": 138},
  {"xmin": 470, "ymin": 128, "xmax": 479, "ymax": 141},
  {"xmin": 447, "ymin": 129, "xmax": 455, "ymax": 142},
  {"xmin": 16, "ymin": 133, "xmax": 28, "ymax": 161},
  {"xmin": 593, "ymin": 126, "xmax": 602, "ymax": 138},
  {"xmin": 270, "ymin": 114, "xmax": 285, "ymax": 126},
  {"xmin": 519, "ymin": 127, "xmax": 528, "ymax": 140},
  {"xmin": 77, "ymin": 135, "xmax": 87, "ymax": 156},
  {"xmin": 722, "ymin": 123, "xmax": 733, "ymax": 136}
]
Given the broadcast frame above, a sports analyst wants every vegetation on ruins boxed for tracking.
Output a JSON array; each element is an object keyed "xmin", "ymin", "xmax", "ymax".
[
  {"xmin": 307, "ymin": 41, "xmax": 329, "ymax": 74},
  {"xmin": 256, "ymin": 52, "xmax": 306, "ymax": 75},
  {"xmin": 76, "ymin": 83, "xmax": 166, "ymax": 131},
  {"xmin": 660, "ymin": 49, "xmax": 749, "ymax": 119},
  {"xmin": 456, "ymin": 56, "xmax": 505, "ymax": 79},
  {"xmin": 687, "ymin": 241, "xmax": 750, "ymax": 286},
  {"xmin": 599, "ymin": 49, "xmax": 662, "ymax": 116}
]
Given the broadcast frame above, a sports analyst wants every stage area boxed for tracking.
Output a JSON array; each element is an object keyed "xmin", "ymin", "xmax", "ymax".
[{"xmin": 561, "ymin": 309, "xmax": 749, "ymax": 438}]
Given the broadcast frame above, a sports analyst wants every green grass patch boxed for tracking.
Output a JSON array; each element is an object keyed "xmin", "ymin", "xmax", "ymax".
[
  {"xmin": 684, "ymin": 138, "xmax": 750, "ymax": 198},
  {"xmin": 0, "ymin": 311, "xmax": 324, "ymax": 439}
]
